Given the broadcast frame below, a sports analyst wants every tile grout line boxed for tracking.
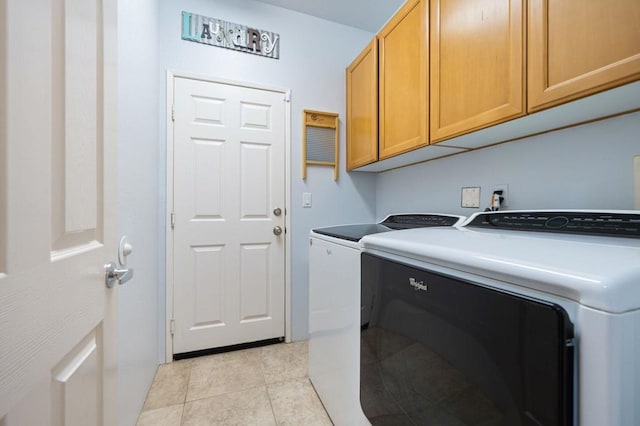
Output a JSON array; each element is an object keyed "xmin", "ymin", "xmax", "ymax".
[
  {"xmin": 178, "ymin": 403, "xmax": 185, "ymax": 426},
  {"xmin": 179, "ymin": 361, "xmax": 193, "ymax": 426},
  {"xmin": 180, "ymin": 383, "xmax": 270, "ymax": 405},
  {"xmin": 259, "ymin": 346, "xmax": 280, "ymax": 425}
]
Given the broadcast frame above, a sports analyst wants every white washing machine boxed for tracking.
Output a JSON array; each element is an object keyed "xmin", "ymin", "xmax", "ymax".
[
  {"xmin": 308, "ymin": 214, "xmax": 465, "ymax": 426},
  {"xmin": 359, "ymin": 210, "xmax": 640, "ymax": 426}
]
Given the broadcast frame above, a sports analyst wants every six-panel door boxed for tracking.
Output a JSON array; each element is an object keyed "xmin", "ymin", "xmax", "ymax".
[
  {"xmin": 0, "ymin": 0, "xmax": 118, "ymax": 424},
  {"xmin": 171, "ymin": 77, "xmax": 286, "ymax": 355}
]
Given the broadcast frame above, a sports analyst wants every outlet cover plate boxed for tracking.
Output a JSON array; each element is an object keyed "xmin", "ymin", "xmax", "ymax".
[{"xmin": 461, "ymin": 187, "xmax": 481, "ymax": 208}]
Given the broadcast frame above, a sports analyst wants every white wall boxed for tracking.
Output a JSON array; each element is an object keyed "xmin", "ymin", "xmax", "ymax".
[
  {"xmin": 117, "ymin": 0, "xmax": 160, "ymax": 424},
  {"xmin": 157, "ymin": 0, "xmax": 377, "ymax": 343},
  {"xmin": 375, "ymin": 111, "xmax": 640, "ymax": 218}
]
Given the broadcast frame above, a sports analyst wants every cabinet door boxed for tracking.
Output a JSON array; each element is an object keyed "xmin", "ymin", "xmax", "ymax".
[
  {"xmin": 378, "ymin": 0, "xmax": 429, "ymax": 160},
  {"xmin": 528, "ymin": 0, "xmax": 640, "ymax": 112},
  {"xmin": 430, "ymin": 0, "xmax": 525, "ymax": 142},
  {"xmin": 346, "ymin": 39, "xmax": 378, "ymax": 170}
]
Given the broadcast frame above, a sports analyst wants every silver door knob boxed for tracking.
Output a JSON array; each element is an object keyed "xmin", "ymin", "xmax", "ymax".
[
  {"xmin": 273, "ymin": 207, "xmax": 282, "ymax": 216},
  {"xmin": 104, "ymin": 262, "xmax": 134, "ymax": 288},
  {"xmin": 273, "ymin": 226, "xmax": 283, "ymax": 236}
]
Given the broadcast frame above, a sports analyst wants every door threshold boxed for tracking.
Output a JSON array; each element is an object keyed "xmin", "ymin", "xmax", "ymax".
[{"xmin": 173, "ymin": 337, "xmax": 284, "ymax": 360}]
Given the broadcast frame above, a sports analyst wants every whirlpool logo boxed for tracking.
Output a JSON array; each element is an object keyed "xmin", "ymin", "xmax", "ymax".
[{"xmin": 409, "ymin": 277, "xmax": 428, "ymax": 291}]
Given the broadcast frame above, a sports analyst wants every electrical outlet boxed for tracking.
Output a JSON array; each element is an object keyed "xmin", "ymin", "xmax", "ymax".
[
  {"xmin": 493, "ymin": 184, "xmax": 509, "ymax": 206},
  {"xmin": 461, "ymin": 187, "xmax": 481, "ymax": 208}
]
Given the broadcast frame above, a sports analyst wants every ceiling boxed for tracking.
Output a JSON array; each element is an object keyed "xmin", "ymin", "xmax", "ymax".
[{"xmin": 253, "ymin": 0, "xmax": 405, "ymax": 33}]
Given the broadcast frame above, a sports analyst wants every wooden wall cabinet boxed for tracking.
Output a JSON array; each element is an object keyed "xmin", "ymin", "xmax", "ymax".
[
  {"xmin": 346, "ymin": 39, "xmax": 378, "ymax": 170},
  {"xmin": 378, "ymin": 0, "xmax": 429, "ymax": 159},
  {"xmin": 430, "ymin": 0, "xmax": 525, "ymax": 142},
  {"xmin": 345, "ymin": 0, "xmax": 640, "ymax": 171},
  {"xmin": 528, "ymin": 0, "xmax": 640, "ymax": 112}
]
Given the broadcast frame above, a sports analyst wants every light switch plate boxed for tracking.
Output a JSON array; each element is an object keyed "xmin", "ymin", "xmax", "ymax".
[
  {"xmin": 461, "ymin": 187, "xmax": 481, "ymax": 208},
  {"xmin": 302, "ymin": 192, "xmax": 312, "ymax": 208}
]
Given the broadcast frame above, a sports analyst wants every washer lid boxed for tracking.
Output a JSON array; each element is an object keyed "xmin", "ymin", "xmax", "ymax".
[
  {"xmin": 360, "ymin": 224, "xmax": 640, "ymax": 314},
  {"xmin": 312, "ymin": 223, "xmax": 392, "ymax": 242},
  {"xmin": 312, "ymin": 213, "xmax": 466, "ymax": 242}
]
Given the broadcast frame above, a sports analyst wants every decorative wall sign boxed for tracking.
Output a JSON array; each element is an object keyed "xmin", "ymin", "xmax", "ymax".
[{"xmin": 181, "ymin": 11, "xmax": 280, "ymax": 59}]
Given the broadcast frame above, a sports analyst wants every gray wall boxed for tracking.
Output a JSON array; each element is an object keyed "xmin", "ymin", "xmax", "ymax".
[
  {"xmin": 157, "ymin": 0, "xmax": 377, "ymax": 342},
  {"xmin": 375, "ymin": 111, "xmax": 640, "ymax": 218},
  {"xmin": 117, "ymin": 0, "xmax": 160, "ymax": 424}
]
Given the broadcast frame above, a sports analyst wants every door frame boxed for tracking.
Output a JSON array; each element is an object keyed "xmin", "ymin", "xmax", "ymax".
[{"xmin": 164, "ymin": 70, "xmax": 292, "ymax": 362}]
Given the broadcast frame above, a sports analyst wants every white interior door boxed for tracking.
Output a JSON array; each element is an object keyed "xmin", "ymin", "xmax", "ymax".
[
  {"xmin": 171, "ymin": 77, "xmax": 286, "ymax": 355},
  {"xmin": 0, "ymin": 0, "xmax": 118, "ymax": 424}
]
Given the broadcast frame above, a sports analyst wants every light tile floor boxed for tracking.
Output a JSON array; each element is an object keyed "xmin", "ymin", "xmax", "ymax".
[{"xmin": 137, "ymin": 341, "xmax": 332, "ymax": 426}]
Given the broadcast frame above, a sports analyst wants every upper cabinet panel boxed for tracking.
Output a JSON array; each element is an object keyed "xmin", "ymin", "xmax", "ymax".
[
  {"xmin": 378, "ymin": 0, "xmax": 429, "ymax": 160},
  {"xmin": 528, "ymin": 0, "xmax": 640, "ymax": 112},
  {"xmin": 430, "ymin": 0, "xmax": 525, "ymax": 143},
  {"xmin": 346, "ymin": 38, "xmax": 378, "ymax": 170}
]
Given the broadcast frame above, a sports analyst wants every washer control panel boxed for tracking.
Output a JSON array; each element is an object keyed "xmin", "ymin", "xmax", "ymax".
[{"xmin": 466, "ymin": 211, "xmax": 640, "ymax": 238}]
